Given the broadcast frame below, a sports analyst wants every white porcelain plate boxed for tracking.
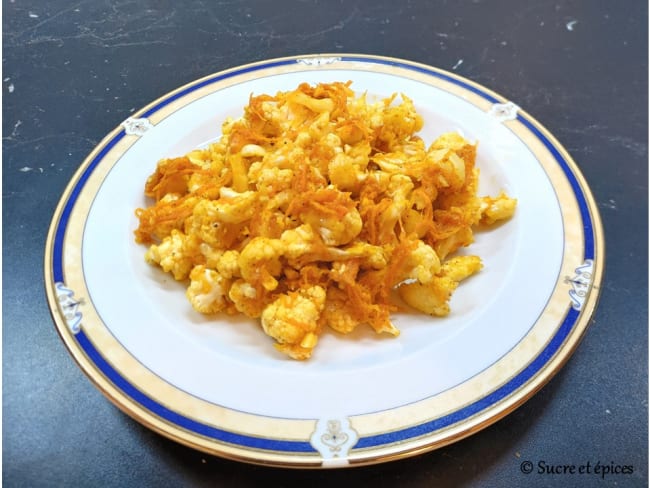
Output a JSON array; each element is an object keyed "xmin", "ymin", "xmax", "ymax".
[{"xmin": 45, "ymin": 54, "xmax": 604, "ymax": 468}]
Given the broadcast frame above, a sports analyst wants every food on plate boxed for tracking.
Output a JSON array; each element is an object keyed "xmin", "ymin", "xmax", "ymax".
[{"xmin": 134, "ymin": 81, "xmax": 516, "ymax": 360}]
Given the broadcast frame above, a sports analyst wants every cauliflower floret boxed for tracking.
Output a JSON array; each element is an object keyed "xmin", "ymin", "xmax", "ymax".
[
  {"xmin": 440, "ymin": 255, "xmax": 483, "ymax": 282},
  {"xmin": 324, "ymin": 208, "xmax": 363, "ymax": 246},
  {"xmin": 186, "ymin": 149, "xmax": 213, "ymax": 169},
  {"xmin": 280, "ymin": 224, "xmax": 386, "ymax": 269},
  {"xmin": 260, "ymin": 286, "xmax": 326, "ymax": 360},
  {"xmin": 211, "ymin": 187, "xmax": 258, "ymax": 223},
  {"xmin": 254, "ymin": 167, "xmax": 294, "ymax": 194},
  {"xmin": 479, "ymin": 192, "xmax": 517, "ymax": 225},
  {"xmin": 229, "ymin": 279, "xmax": 265, "ymax": 318},
  {"xmin": 305, "ymin": 205, "xmax": 362, "ymax": 247},
  {"xmin": 427, "ymin": 150, "xmax": 466, "ymax": 190},
  {"xmin": 373, "ymin": 94, "xmax": 423, "ymax": 150},
  {"xmin": 216, "ymin": 250, "xmax": 240, "ymax": 279},
  {"xmin": 399, "ymin": 277, "xmax": 455, "ymax": 316},
  {"xmin": 294, "ymin": 131, "xmax": 312, "ymax": 148},
  {"xmin": 238, "ymin": 237, "xmax": 283, "ymax": 291},
  {"xmin": 321, "ymin": 286, "xmax": 360, "ymax": 334},
  {"xmin": 186, "ymin": 265, "xmax": 231, "ymax": 314},
  {"xmin": 323, "ymin": 132, "xmax": 342, "ymax": 150},
  {"xmin": 280, "ymin": 224, "xmax": 320, "ymax": 260},
  {"xmin": 403, "ymin": 241, "xmax": 441, "ymax": 285},
  {"xmin": 198, "ymin": 242, "xmax": 223, "ymax": 269},
  {"xmin": 376, "ymin": 174, "xmax": 414, "ymax": 242},
  {"xmin": 145, "ymin": 230, "xmax": 200, "ymax": 280},
  {"xmin": 187, "ymin": 200, "xmax": 243, "ymax": 249},
  {"xmin": 398, "ymin": 255, "xmax": 482, "ymax": 316},
  {"xmin": 307, "ymin": 111, "xmax": 333, "ymax": 139},
  {"xmin": 434, "ymin": 227, "xmax": 474, "ymax": 261},
  {"xmin": 287, "ymin": 187, "xmax": 362, "ymax": 246},
  {"xmin": 327, "ymin": 139, "xmax": 371, "ymax": 193},
  {"xmin": 426, "ymin": 133, "xmax": 477, "ymax": 191},
  {"xmin": 328, "ymin": 153, "xmax": 360, "ymax": 192},
  {"xmin": 371, "ymin": 154, "xmax": 404, "ymax": 174},
  {"xmin": 387, "ymin": 174, "xmax": 414, "ymax": 209},
  {"xmin": 430, "ymin": 131, "xmax": 472, "ymax": 153}
]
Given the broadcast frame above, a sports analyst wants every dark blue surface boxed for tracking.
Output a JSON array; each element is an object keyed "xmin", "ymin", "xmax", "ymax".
[{"xmin": 3, "ymin": 0, "xmax": 647, "ymax": 486}]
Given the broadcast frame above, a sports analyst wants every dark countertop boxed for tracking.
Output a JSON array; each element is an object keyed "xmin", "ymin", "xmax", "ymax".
[{"xmin": 3, "ymin": 1, "xmax": 647, "ymax": 486}]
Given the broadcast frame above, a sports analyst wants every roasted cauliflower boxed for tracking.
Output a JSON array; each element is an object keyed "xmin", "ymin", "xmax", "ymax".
[{"xmin": 135, "ymin": 81, "xmax": 516, "ymax": 360}]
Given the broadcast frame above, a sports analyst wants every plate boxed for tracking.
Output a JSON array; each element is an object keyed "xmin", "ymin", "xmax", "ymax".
[{"xmin": 45, "ymin": 54, "xmax": 604, "ymax": 468}]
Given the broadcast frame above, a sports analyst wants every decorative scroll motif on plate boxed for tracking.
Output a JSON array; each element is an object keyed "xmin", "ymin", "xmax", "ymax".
[
  {"xmin": 55, "ymin": 282, "xmax": 83, "ymax": 333},
  {"xmin": 488, "ymin": 101, "xmax": 520, "ymax": 122},
  {"xmin": 310, "ymin": 418, "xmax": 359, "ymax": 467},
  {"xmin": 296, "ymin": 56, "xmax": 342, "ymax": 66},
  {"xmin": 564, "ymin": 259, "xmax": 594, "ymax": 311},
  {"xmin": 121, "ymin": 117, "xmax": 153, "ymax": 136}
]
